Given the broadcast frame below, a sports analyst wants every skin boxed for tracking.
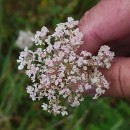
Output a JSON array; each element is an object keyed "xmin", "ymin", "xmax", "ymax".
[{"xmin": 78, "ymin": 0, "xmax": 130, "ymax": 99}]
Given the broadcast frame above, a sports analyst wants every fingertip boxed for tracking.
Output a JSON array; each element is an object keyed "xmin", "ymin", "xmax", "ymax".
[
  {"xmin": 101, "ymin": 57, "xmax": 130, "ymax": 99},
  {"xmin": 78, "ymin": 24, "xmax": 103, "ymax": 54},
  {"xmin": 78, "ymin": 10, "xmax": 103, "ymax": 54}
]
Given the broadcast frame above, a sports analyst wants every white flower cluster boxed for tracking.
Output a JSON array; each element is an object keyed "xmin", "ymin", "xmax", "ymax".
[
  {"xmin": 17, "ymin": 17, "xmax": 114, "ymax": 116},
  {"xmin": 16, "ymin": 31, "xmax": 34, "ymax": 49}
]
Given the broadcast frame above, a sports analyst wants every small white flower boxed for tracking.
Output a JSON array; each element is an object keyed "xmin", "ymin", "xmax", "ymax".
[
  {"xmin": 77, "ymin": 57, "xmax": 84, "ymax": 67},
  {"xmin": 46, "ymin": 44, "xmax": 53, "ymax": 53},
  {"xmin": 91, "ymin": 77, "xmax": 99, "ymax": 84},
  {"xmin": 54, "ymin": 41, "xmax": 61, "ymax": 50},
  {"xmin": 45, "ymin": 58, "xmax": 53, "ymax": 67},
  {"xmin": 69, "ymin": 54, "xmax": 76, "ymax": 62},
  {"xmin": 41, "ymin": 103, "xmax": 48, "ymax": 111},
  {"xmin": 78, "ymin": 85, "xmax": 84, "ymax": 92},
  {"xmin": 18, "ymin": 64, "xmax": 24, "ymax": 70},
  {"xmin": 61, "ymin": 111, "xmax": 68, "ymax": 116},
  {"xmin": 16, "ymin": 30, "xmax": 34, "ymax": 49},
  {"xmin": 26, "ymin": 85, "xmax": 34, "ymax": 93},
  {"xmin": 83, "ymin": 66, "xmax": 87, "ymax": 70},
  {"xmin": 84, "ymin": 83, "xmax": 92, "ymax": 90},
  {"xmin": 67, "ymin": 17, "xmax": 74, "ymax": 22}
]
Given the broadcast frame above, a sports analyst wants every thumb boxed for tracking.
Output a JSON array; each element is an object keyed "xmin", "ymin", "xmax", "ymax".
[
  {"xmin": 101, "ymin": 57, "xmax": 130, "ymax": 99},
  {"xmin": 78, "ymin": 0, "xmax": 130, "ymax": 54}
]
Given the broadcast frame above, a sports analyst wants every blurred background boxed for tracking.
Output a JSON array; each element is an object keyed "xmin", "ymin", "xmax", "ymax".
[{"xmin": 0, "ymin": 0, "xmax": 130, "ymax": 130}]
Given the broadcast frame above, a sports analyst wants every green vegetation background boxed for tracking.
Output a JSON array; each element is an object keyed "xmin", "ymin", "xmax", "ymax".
[{"xmin": 0, "ymin": 0, "xmax": 130, "ymax": 130}]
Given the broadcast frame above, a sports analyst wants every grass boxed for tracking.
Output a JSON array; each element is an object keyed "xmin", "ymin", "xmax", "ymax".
[{"xmin": 0, "ymin": 0, "xmax": 130, "ymax": 130}]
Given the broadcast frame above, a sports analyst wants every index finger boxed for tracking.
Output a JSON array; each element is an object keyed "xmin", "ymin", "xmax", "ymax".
[{"xmin": 78, "ymin": 0, "xmax": 130, "ymax": 54}]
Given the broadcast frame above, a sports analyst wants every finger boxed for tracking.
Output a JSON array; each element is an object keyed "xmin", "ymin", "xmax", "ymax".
[
  {"xmin": 108, "ymin": 35, "xmax": 130, "ymax": 56},
  {"xmin": 78, "ymin": 0, "xmax": 130, "ymax": 54},
  {"xmin": 100, "ymin": 57, "xmax": 130, "ymax": 99}
]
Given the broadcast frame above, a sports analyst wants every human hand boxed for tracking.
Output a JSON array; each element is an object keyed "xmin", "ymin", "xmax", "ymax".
[{"xmin": 79, "ymin": 0, "xmax": 130, "ymax": 99}]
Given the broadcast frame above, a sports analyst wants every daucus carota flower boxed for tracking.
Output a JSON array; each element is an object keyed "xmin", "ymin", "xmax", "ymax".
[
  {"xmin": 17, "ymin": 17, "xmax": 115, "ymax": 116},
  {"xmin": 16, "ymin": 30, "xmax": 34, "ymax": 49}
]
